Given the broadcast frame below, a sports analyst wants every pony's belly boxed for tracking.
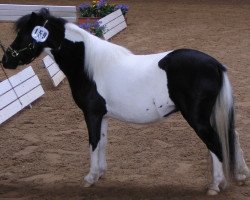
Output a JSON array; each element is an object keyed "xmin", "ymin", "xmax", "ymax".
[{"xmin": 106, "ymin": 100, "xmax": 176, "ymax": 124}]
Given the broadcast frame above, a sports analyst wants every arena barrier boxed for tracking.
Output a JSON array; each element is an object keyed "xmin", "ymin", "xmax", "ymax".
[{"xmin": 0, "ymin": 66, "xmax": 45, "ymax": 124}]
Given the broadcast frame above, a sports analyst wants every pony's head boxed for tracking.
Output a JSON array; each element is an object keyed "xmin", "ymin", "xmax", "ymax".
[{"xmin": 2, "ymin": 8, "xmax": 65, "ymax": 69}]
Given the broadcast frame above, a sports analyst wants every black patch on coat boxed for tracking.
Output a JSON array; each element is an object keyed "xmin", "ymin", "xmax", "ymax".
[
  {"xmin": 52, "ymin": 39, "xmax": 107, "ymax": 150},
  {"xmin": 159, "ymin": 49, "xmax": 226, "ymax": 161}
]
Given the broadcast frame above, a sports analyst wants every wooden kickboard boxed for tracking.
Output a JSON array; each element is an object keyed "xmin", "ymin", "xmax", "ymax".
[
  {"xmin": 98, "ymin": 9, "xmax": 127, "ymax": 40},
  {"xmin": 0, "ymin": 66, "xmax": 45, "ymax": 124},
  {"xmin": 0, "ymin": 4, "xmax": 77, "ymax": 23},
  {"xmin": 43, "ymin": 55, "xmax": 65, "ymax": 87}
]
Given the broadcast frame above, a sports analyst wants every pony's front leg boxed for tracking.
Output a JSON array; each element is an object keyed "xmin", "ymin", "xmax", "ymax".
[
  {"xmin": 83, "ymin": 114, "xmax": 106, "ymax": 187},
  {"xmin": 84, "ymin": 143, "xmax": 100, "ymax": 187},
  {"xmin": 98, "ymin": 118, "xmax": 108, "ymax": 178}
]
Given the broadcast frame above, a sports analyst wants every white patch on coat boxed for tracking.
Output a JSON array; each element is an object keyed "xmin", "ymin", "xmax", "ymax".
[
  {"xmin": 64, "ymin": 23, "xmax": 84, "ymax": 42},
  {"xmin": 94, "ymin": 53, "xmax": 175, "ymax": 123},
  {"xmin": 64, "ymin": 23, "xmax": 175, "ymax": 123}
]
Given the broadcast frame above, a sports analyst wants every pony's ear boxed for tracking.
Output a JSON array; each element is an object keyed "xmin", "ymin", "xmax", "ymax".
[
  {"xmin": 29, "ymin": 12, "xmax": 39, "ymax": 25},
  {"xmin": 30, "ymin": 12, "xmax": 38, "ymax": 20},
  {"xmin": 39, "ymin": 8, "xmax": 50, "ymax": 17},
  {"xmin": 15, "ymin": 12, "xmax": 36, "ymax": 32}
]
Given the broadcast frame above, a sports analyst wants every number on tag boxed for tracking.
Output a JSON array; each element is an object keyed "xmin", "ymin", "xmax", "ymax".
[{"xmin": 31, "ymin": 26, "xmax": 49, "ymax": 42}]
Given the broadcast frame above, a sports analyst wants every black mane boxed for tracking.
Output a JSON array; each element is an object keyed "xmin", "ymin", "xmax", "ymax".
[
  {"xmin": 14, "ymin": 8, "xmax": 66, "ymax": 32},
  {"xmin": 15, "ymin": 14, "xmax": 32, "ymax": 32}
]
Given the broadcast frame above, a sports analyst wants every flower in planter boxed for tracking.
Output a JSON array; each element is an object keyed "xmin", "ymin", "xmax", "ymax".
[
  {"xmin": 78, "ymin": 3, "xmax": 92, "ymax": 17},
  {"xmin": 79, "ymin": 21, "xmax": 105, "ymax": 38},
  {"xmin": 78, "ymin": 0, "xmax": 129, "ymax": 18},
  {"xmin": 114, "ymin": 4, "xmax": 129, "ymax": 16},
  {"xmin": 94, "ymin": 1, "xmax": 115, "ymax": 17},
  {"xmin": 96, "ymin": 0, "xmax": 106, "ymax": 9}
]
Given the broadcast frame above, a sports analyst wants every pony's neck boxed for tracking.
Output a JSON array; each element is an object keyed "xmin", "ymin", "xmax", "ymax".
[
  {"xmin": 63, "ymin": 23, "xmax": 133, "ymax": 79},
  {"xmin": 45, "ymin": 16, "xmax": 66, "ymax": 50}
]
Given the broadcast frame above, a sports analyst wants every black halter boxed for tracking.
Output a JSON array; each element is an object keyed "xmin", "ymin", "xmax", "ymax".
[
  {"xmin": 6, "ymin": 19, "xmax": 49, "ymax": 59},
  {"xmin": 6, "ymin": 43, "xmax": 36, "ymax": 58}
]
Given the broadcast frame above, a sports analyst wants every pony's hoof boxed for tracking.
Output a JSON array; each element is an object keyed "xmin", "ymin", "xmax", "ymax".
[
  {"xmin": 237, "ymin": 180, "xmax": 246, "ymax": 186},
  {"xmin": 84, "ymin": 181, "xmax": 93, "ymax": 188},
  {"xmin": 83, "ymin": 175, "xmax": 95, "ymax": 187},
  {"xmin": 207, "ymin": 189, "xmax": 219, "ymax": 196},
  {"xmin": 236, "ymin": 174, "xmax": 247, "ymax": 186}
]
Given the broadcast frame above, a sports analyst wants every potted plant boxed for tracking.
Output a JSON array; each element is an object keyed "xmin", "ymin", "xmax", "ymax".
[
  {"xmin": 77, "ymin": 0, "xmax": 129, "ymax": 24},
  {"xmin": 79, "ymin": 20, "xmax": 105, "ymax": 38}
]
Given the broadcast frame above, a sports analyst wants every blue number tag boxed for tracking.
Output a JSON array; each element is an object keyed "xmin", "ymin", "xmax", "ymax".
[{"xmin": 31, "ymin": 26, "xmax": 49, "ymax": 42}]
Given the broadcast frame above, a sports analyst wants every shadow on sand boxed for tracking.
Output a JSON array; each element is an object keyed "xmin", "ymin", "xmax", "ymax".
[{"xmin": 0, "ymin": 180, "xmax": 234, "ymax": 200}]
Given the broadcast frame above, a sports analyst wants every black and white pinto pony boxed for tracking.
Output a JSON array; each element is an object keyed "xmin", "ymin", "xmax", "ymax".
[{"xmin": 2, "ymin": 9, "xmax": 249, "ymax": 195}]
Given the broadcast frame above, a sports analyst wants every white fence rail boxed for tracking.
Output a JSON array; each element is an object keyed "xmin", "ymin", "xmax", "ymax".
[
  {"xmin": 0, "ymin": 4, "xmax": 77, "ymax": 23},
  {"xmin": 43, "ymin": 55, "xmax": 65, "ymax": 87},
  {"xmin": 98, "ymin": 9, "xmax": 127, "ymax": 40},
  {"xmin": 0, "ymin": 66, "xmax": 44, "ymax": 124}
]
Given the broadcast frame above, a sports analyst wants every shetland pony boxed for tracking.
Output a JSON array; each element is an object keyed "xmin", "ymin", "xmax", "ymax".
[{"xmin": 2, "ymin": 9, "xmax": 249, "ymax": 195}]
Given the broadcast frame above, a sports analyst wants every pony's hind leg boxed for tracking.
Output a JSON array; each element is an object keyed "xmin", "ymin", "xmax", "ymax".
[
  {"xmin": 174, "ymin": 94, "xmax": 225, "ymax": 194},
  {"xmin": 208, "ymin": 151, "xmax": 226, "ymax": 195},
  {"xmin": 235, "ymin": 131, "xmax": 249, "ymax": 185},
  {"xmin": 190, "ymin": 120, "xmax": 226, "ymax": 195}
]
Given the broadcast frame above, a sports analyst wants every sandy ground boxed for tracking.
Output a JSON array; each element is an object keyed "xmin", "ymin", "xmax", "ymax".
[{"xmin": 0, "ymin": 0, "xmax": 249, "ymax": 199}]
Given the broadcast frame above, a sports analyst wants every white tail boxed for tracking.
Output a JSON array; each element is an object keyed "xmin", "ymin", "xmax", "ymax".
[{"xmin": 210, "ymin": 71, "xmax": 236, "ymax": 181}]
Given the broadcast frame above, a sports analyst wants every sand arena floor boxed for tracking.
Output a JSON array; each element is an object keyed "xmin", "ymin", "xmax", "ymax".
[{"xmin": 0, "ymin": 1, "xmax": 249, "ymax": 199}]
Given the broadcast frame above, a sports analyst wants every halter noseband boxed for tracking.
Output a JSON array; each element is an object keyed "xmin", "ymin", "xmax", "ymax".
[{"xmin": 6, "ymin": 43, "xmax": 36, "ymax": 58}]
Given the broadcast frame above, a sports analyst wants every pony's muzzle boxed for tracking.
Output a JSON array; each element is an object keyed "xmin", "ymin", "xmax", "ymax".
[{"xmin": 1, "ymin": 53, "xmax": 19, "ymax": 69}]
